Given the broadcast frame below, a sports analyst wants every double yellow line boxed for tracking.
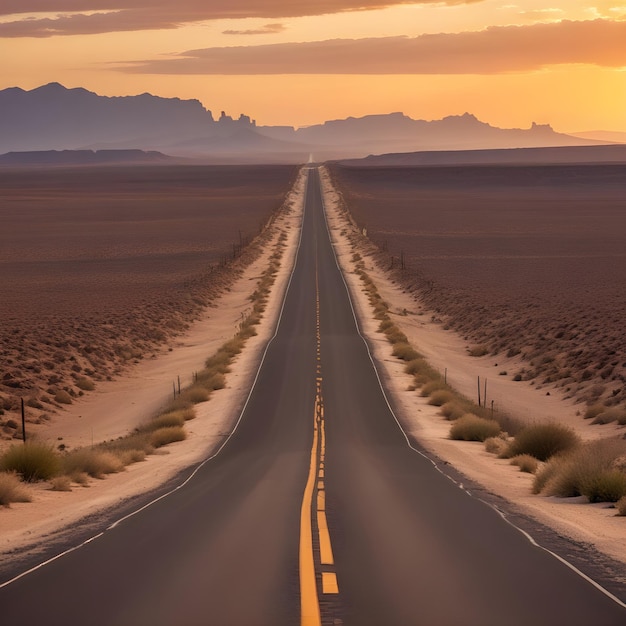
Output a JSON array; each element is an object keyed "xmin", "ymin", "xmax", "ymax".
[{"xmin": 299, "ymin": 266, "xmax": 339, "ymax": 626}]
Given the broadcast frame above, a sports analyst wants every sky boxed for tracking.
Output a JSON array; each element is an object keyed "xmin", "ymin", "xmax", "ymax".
[{"xmin": 1, "ymin": 1, "xmax": 625, "ymax": 132}]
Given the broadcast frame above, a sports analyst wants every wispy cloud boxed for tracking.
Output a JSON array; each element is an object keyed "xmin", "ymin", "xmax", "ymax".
[
  {"xmin": 0, "ymin": 1, "xmax": 482, "ymax": 38},
  {"xmin": 223, "ymin": 23, "xmax": 285, "ymax": 36},
  {"xmin": 117, "ymin": 19, "xmax": 626, "ymax": 75}
]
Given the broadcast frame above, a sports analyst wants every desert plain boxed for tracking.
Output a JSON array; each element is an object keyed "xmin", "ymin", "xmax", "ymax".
[
  {"xmin": 0, "ymin": 164, "xmax": 298, "ymax": 438},
  {"xmin": 1, "ymin": 160, "xmax": 625, "ymax": 594},
  {"xmin": 328, "ymin": 162, "xmax": 626, "ymax": 416}
]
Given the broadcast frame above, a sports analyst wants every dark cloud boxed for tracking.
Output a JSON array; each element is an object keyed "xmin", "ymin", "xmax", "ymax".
[
  {"xmin": 116, "ymin": 19, "xmax": 626, "ymax": 75},
  {"xmin": 0, "ymin": 1, "xmax": 481, "ymax": 37},
  {"xmin": 223, "ymin": 23, "xmax": 285, "ymax": 36}
]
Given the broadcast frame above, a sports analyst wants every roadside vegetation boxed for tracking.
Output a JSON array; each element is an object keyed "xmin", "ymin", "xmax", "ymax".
[
  {"xmin": 0, "ymin": 225, "xmax": 290, "ymax": 506},
  {"xmin": 343, "ymin": 203, "xmax": 626, "ymax": 511}
]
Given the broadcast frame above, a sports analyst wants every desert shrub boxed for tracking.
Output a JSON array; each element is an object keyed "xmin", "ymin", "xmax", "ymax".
[
  {"xmin": 510, "ymin": 454, "xmax": 539, "ymax": 474},
  {"xmin": 140, "ymin": 412, "xmax": 186, "ymax": 432},
  {"xmin": 0, "ymin": 442, "xmax": 60, "ymax": 481},
  {"xmin": 204, "ymin": 352, "xmax": 231, "ymax": 374},
  {"xmin": 535, "ymin": 439, "xmax": 626, "ymax": 502},
  {"xmin": 220, "ymin": 337, "xmax": 245, "ymax": 358},
  {"xmin": 54, "ymin": 390, "xmax": 72, "ymax": 405},
  {"xmin": 533, "ymin": 458, "xmax": 561, "ymax": 494},
  {"xmin": 484, "ymin": 436, "xmax": 509, "ymax": 456},
  {"xmin": 181, "ymin": 385, "xmax": 210, "ymax": 404},
  {"xmin": 392, "ymin": 343, "xmax": 420, "ymax": 362},
  {"xmin": 237, "ymin": 325, "xmax": 257, "ymax": 340},
  {"xmin": 591, "ymin": 407, "xmax": 626, "ymax": 425},
  {"xmin": 50, "ymin": 475, "xmax": 72, "ymax": 491},
  {"xmin": 156, "ymin": 408, "xmax": 196, "ymax": 424},
  {"xmin": 617, "ymin": 496, "xmax": 626, "ymax": 516},
  {"xmin": 197, "ymin": 372, "xmax": 226, "ymax": 391},
  {"xmin": 505, "ymin": 423, "xmax": 580, "ymax": 461},
  {"xmin": 428, "ymin": 390, "xmax": 455, "ymax": 407},
  {"xmin": 150, "ymin": 426, "xmax": 186, "ymax": 448},
  {"xmin": 440, "ymin": 402, "xmax": 466, "ymax": 421},
  {"xmin": 115, "ymin": 449, "xmax": 147, "ymax": 465},
  {"xmin": 62, "ymin": 449, "xmax": 123, "ymax": 479},
  {"xmin": 450, "ymin": 414, "xmax": 501, "ymax": 442},
  {"xmin": 0, "ymin": 472, "xmax": 31, "ymax": 505},
  {"xmin": 75, "ymin": 377, "xmax": 95, "ymax": 391},
  {"xmin": 71, "ymin": 471, "xmax": 90, "ymax": 486},
  {"xmin": 420, "ymin": 380, "xmax": 448, "ymax": 398},
  {"xmin": 163, "ymin": 396, "xmax": 194, "ymax": 412},
  {"xmin": 26, "ymin": 397, "xmax": 43, "ymax": 409},
  {"xmin": 468, "ymin": 345, "xmax": 489, "ymax": 357},
  {"xmin": 404, "ymin": 358, "xmax": 427, "ymax": 376},
  {"xmin": 584, "ymin": 403, "xmax": 605, "ymax": 419},
  {"xmin": 582, "ymin": 470, "xmax": 626, "ymax": 503},
  {"xmin": 378, "ymin": 319, "xmax": 394, "ymax": 333},
  {"xmin": 385, "ymin": 328, "xmax": 408, "ymax": 345},
  {"xmin": 103, "ymin": 432, "xmax": 154, "ymax": 456}
]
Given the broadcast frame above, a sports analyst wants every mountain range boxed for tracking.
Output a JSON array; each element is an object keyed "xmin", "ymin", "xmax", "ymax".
[{"xmin": 0, "ymin": 83, "xmax": 613, "ymax": 162}]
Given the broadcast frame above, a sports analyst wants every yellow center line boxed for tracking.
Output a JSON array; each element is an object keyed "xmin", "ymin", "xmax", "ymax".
[
  {"xmin": 322, "ymin": 572, "xmax": 339, "ymax": 595},
  {"xmin": 300, "ymin": 261, "xmax": 339, "ymax": 625},
  {"xmin": 299, "ymin": 403, "xmax": 321, "ymax": 626},
  {"xmin": 317, "ymin": 510, "xmax": 334, "ymax": 566}
]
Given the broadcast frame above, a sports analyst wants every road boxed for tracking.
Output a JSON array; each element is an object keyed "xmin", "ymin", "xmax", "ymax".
[{"xmin": 1, "ymin": 167, "xmax": 625, "ymax": 625}]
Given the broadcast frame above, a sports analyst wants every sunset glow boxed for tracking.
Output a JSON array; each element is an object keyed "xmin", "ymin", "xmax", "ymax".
[{"xmin": 1, "ymin": 1, "xmax": 625, "ymax": 131}]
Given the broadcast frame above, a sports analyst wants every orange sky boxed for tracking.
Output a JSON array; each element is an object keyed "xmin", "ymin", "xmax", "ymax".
[{"xmin": 1, "ymin": 1, "xmax": 625, "ymax": 131}]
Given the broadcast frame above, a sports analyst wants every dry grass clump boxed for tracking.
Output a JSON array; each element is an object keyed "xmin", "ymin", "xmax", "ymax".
[
  {"xmin": 102, "ymin": 432, "xmax": 154, "ymax": 457},
  {"xmin": 385, "ymin": 328, "xmax": 408, "ymax": 345},
  {"xmin": 420, "ymin": 380, "xmax": 449, "ymax": 398},
  {"xmin": 404, "ymin": 358, "xmax": 440, "ymax": 387},
  {"xmin": 75, "ymin": 377, "xmax": 95, "ymax": 391},
  {"xmin": 440, "ymin": 401, "xmax": 472, "ymax": 421},
  {"xmin": 49, "ymin": 475, "xmax": 73, "ymax": 491},
  {"xmin": 484, "ymin": 436, "xmax": 509, "ymax": 456},
  {"xmin": 533, "ymin": 438, "xmax": 626, "ymax": 502},
  {"xmin": 180, "ymin": 385, "xmax": 210, "ymax": 404},
  {"xmin": 468, "ymin": 345, "xmax": 489, "ymax": 357},
  {"xmin": 0, "ymin": 442, "xmax": 60, "ymax": 481},
  {"xmin": 196, "ymin": 372, "xmax": 226, "ymax": 391},
  {"xmin": 150, "ymin": 426, "xmax": 186, "ymax": 448},
  {"xmin": 504, "ymin": 423, "xmax": 580, "ymax": 462},
  {"xmin": 54, "ymin": 390, "xmax": 72, "ymax": 405},
  {"xmin": 591, "ymin": 407, "xmax": 626, "ymax": 425},
  {"xmin": 428, "ymin": 389, "xmax": 455, "ymax": 407},
  {"xmin": 510, "ymin": 454, "xmax": 539, "ymax": 474},
  {"xmin": 61, "ymin": 448, "xmax": 124, "ymax": 479},
  {"xmin": 221, "ymin": 337, "xmax": 245, "ymax": 358},
  {"xmin": 391, "ymin": 342, "xmax": 420, "ymax": 362},
  {"xmin": 450, "ymin": 414, "xmax": 501, "ymax": 442},
  {"xmin": 378, "ymin": 318, "xmax": 395, "ymax": 333},
  {"xmin": 146, "ymin": 412, "xmax": 188, "ymax": 431},
  {"xmin": 158, "ymin": 408, "xmax": 196, "ymax": 423},
  {"xmin": 584, "ymin": 403, "xmax": 605, "ymax": 420},
  {"xmin": 0, "ymin": 471, "xmax": 32, "ymax": 505},
  {"xmin": 204, "ymin": 351, "xmax": 232, "ymax": 375}
]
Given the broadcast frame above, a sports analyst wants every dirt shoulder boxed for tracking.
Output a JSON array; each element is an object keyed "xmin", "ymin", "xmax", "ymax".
[
  {"xmin": 320, "ymin": 166, "xmax": 626, "ymax": 570},
  {"xmin": 0, "ymin": 168, "xmax": 307, "ymax": 565}
]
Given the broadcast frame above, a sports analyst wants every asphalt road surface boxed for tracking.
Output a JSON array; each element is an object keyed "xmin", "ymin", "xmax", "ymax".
[{"xmin": 1, "ymin": 167, "xmax": 624, "ymax": 625}]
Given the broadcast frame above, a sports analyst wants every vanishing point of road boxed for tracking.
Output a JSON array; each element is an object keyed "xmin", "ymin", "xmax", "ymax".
[{"xmin": 1, "ymin": 167, "xmax": 624, "ymax": 625}]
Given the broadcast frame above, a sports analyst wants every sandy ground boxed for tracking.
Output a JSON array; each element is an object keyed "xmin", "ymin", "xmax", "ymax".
[
  {"xmin": 0, "ymin": 168, "xmax": 307, "ymax": 561},
  {"xmin": 319, "ymin": 166, "xmax": 626, "ymax": 569},
  {"xmin": 2, "ymin": 164, "xmax": 624, "ymax": 579}
]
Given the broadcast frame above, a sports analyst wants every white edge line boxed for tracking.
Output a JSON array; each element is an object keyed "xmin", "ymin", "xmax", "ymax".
[
  {"xmin": 316, "ymin": 166, "xmax": 626, "ymax": 612},
  {"xmin": 0, "ymin": 167, "xmax": 311, "ymax": 590}
]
